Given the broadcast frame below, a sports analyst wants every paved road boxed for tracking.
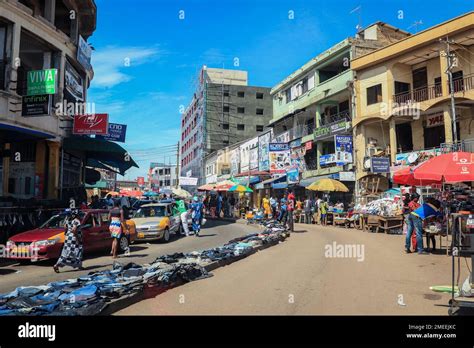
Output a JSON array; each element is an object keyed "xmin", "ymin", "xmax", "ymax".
[
  {"xmin": 0, "ymin": 219, "xmax": 258, "ymax": 295},
  {"xmin": 117, "ymin": 223, "xmax": 469, "ymax": 315}
]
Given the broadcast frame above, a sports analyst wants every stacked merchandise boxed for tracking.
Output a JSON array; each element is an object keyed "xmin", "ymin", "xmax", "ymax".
[
  {"xmin": 354, "ymin": 198, "xmax": 403, "ymax": 217},
  {"xmin": 0, "ymin": 223, "xmax": 288, "ymax": 316}
]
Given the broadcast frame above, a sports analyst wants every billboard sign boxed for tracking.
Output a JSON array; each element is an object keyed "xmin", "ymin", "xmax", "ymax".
[
  {"xmin": 27, "ymin": 69, "xmax": 57, "ymax": 96},
  {"xmin": 96, "ymin": 123, "xmax": 127, "ymax": 143},
  {"xmin": 269, "ymin": 143, "xmax": 291, "ymax": 173},
  {"xmin": 73, "ymin": 114, "xmax": 109, "ymax": 135},
  {"xmin": 335, "ymin": 135, "xmax": 353, "ymax": 165}
]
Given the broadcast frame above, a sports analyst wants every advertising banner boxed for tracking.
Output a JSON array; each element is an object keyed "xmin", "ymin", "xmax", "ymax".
[
  {"xmin": 73, "ymin": 114, "xmax": 109, "ymax": 135},
  {"xmin": 290, "ymin": 146, "xmax": 307, "ymax": 172},
  {"xmin": 250, "ymin": 147, "xmax": 259, "ymax": 170},
  {"xmin": 314, "ymin": 120, "xmax": 351, "ymax": 140},
  {"xmin": 65, "ymin": 61, "xmax": 84, "ymax": 101},
  {"xmin": 335, "ymin": 135, "xmax": 353, "ymax": 165},
  {"xmin": 77, "ymin": 36, "xmax": 93, "ymax": 73},
  {"xmin": 27, "ymin": 69, "xmax": 57, "ymax": 96},
  {"xmin": 269, "ymin": 143, "xmax": 291, "ymax": 174},
  {"xmin": 137, "ymin": 177, "xmax": 145, "ymax": 186},
  {"xmin": 96, "ymin": 123, "xmax": 127, "ymax": 143},
  {"xmin": 371, "ymin": 157, "xmax": 391, "ymax": 173},
  {"xmin": 286, "ymin": 167, "xmax": 299, "ymax": 185},
  {"xmin": 179, "ymin": 177, "xmax": 198, "ymax": 186},
  {"xmin": 22, "ymin": 94, "xmax": 51, "ymax": 117},
  {"xmin": 230, "ymin": 148, "xmax": 240, "ymax": 176},
  {"xmin": 258, "ymin": 131, "xmax": 272, "ymax": 171},
  {"xmin": 240, "ymin": 138, "xmax": 258, "ymax": 172},
  {"xmin": 320, "ymin": 154, "xmax": 337, "ymax": 166}
]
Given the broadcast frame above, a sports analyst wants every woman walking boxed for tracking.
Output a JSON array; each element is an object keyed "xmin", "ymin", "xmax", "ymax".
[
  {"xmin": 53, "ymin": 209, "xmax": 83, "ymax": 273},
  {"xmin": 108, "ymin": 201, "xmax": 125, "ymax": 259},
  {"xmin": 190, "ymin": 196, "xmax": 204, "ymax": 237},
  {"xmin": 262, "ymin": 195, "xmax": 271, "ymax": 219}
]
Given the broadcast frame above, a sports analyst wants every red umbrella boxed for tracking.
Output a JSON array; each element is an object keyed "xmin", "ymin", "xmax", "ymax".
[
  {"xmin": 413, "ymin": 152, "xmax": 474, "ymax": 183},
  {"xmin": 393, "ymin": 166, "xmax": 441, "ymax": 186}
]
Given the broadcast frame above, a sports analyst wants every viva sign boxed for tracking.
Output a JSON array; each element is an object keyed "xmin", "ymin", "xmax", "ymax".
[{"xmin": 27, "ymin": 69, "xmax": 57, "ymax": 96}]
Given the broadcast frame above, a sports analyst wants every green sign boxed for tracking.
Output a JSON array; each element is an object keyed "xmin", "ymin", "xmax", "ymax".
[
  {"xmin": 314, "ymin": 120, "xmax": 351, "ymax": 140},
  {"xmin": 27, "ymin": 69, "xmax": 57, "ymax": 96}
]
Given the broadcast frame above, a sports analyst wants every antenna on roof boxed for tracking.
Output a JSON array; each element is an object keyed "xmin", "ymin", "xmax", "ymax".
[
  {"xmin": 350, "ymin": 5, "xmax": 362, "ymax": 33},
  {"xmin": 408, "ymin": 20, "xmax": 423, "ymax": 33}
]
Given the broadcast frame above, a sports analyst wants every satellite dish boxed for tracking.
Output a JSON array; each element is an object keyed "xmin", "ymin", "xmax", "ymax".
[{"xmin": 407, "ymin": 153, "xmax": 418, "ymax": 164}]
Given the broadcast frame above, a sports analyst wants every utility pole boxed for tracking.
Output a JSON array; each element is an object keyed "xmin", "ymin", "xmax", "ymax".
[
  {"xmin": 176, "ymin": 141, "xmax": 180, "ymax": 188},
  {"xmin": 440, "ymin": 36, "xmax": 458, "ymax": 146}
]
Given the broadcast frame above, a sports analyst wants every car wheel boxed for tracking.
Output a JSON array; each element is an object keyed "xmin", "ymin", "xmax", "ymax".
[
  {"xmin": 161, "ymin": 228, "xmax": 170, "ymax": 243},
  {"xmin": 119, "ymin": 235, "xmax": 129, "ymax": 252}
]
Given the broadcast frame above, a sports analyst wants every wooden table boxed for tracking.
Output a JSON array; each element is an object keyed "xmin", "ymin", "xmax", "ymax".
[{"xmin": 377, "ymin": 216, "xmax": 404, "ymax": 234}]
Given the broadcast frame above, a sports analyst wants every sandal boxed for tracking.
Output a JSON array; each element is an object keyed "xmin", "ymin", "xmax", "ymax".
[{"xmin": 53, "ymin": 265, "xmax": 59, "ymax": 273}]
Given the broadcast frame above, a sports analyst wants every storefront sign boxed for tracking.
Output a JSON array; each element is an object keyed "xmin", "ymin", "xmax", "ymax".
[
  {"xmin": 258, "ymin": 131, "xmax": 272, "ymax": 171},
  {"xmin": 73, "ymin": 114, "xmax": 109, "ymax": 135},
  {"xmin": 320, "ymin": 154, "xmax": 337, "ymax": 166},
  {"xmin": 96, "ymin": 123, "xmax": 127, "ymax": 143},
  {"xmin": 425, "ymin": 113, "xmax": 444, "ymax": 128},
  {"xmin": 305, "ymin": 141, "xmax": 313, "ymax": 150},
  {"xmin": 371, "ymin": 157, "xmax": 391, "ymax": 173},
  {"xmin": 335, "ymin": 135, "xmax": 353, "ymax": 165},
  {"xmin": 269, "ymin": 143, "xmax": 291, "ymax": 173},
  {"xmin": 27, "ymin": 69, "xmax": 57, "ymax": 96},
  {"xmin": 77, "ymin": 36, "xmax": 93, "ymax": 73},
  {"xmin": 65, "ymin": 61, "xmax": 84, "ymax": 101},
  {"xmin": 21, "ymin": 94, "xmax": 51, "ymax": 117},
  {"xmin": 314, "ymin": 120, "xmax": 351, "ymax": 140},
  {"xmin": 338, "ymin": 171, "xmax": 356, "ymax": 181},
  {"xmin": 286, "ymin": 167, "xmax": 299, "ymax": 184},
  {"xmin": 289, "ymin": 138, "xmax": 302, "ymax": 148}
]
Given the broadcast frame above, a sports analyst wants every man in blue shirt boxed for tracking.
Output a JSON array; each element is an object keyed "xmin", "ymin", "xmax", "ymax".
[{"xmin": 406, "ymin": 198, "xmax": 442, "ymax": 254}]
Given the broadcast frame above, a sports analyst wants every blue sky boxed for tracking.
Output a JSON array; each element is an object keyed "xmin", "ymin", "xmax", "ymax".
[{"xmin": 87, "ymin": 0, "xmax": 474, "ymax": 180}]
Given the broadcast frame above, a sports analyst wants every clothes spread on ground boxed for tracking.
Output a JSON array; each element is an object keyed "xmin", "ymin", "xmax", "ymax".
[{"xmin": 0, "ymin": 221, "xmax": 289, "ymax": 316}]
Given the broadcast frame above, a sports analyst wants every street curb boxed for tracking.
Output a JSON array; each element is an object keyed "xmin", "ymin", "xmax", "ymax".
[{"xmin": 104, "ymin": 237, "xmax": 284, "ymax": 315}]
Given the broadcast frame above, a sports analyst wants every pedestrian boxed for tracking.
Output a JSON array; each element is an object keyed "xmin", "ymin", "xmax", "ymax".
[
  {"xmin": 319, "ymin": 199, "xmax": 329, "ymax": 226},
  {"xmin": 287, "ymin": 189, "xmax": 295, "ymax": 231},
  {"xmin": 176, "ymin": 198, "xmax": 190, "ymax": 236},
  {"xmin": 53, "ymin": 209, "xmax": 83, "ymax": 273},
  {"xmin": 229, "ymin": 195, "xmax": 236, "ymax": 218},
  {"xmin": 108, "ymin": 200, "xmax": 126, "ymax": 259},
  {"xmin": 405, "ymin": 197, "xmax": 442, "ymax": 254},
  {"xmin": 304, "ymin": 196, "xmax": 312, "ymax": 224},
  {"xmin": 120, "ymin": 195, "xmax": 130, "ymax": 219},
  {"xmin": 217, "ymin": 193, "xmax": 223, "ymax": 218},
  {"xmin": 190, "ymin": 196, "xmax": 204, "ymax": 236},
  {"xmin": 223, "ymin": 195, "xmax": 229, "ymax": 217},
  {"xmin": 270, "ymin": 196, "xmax": 278, "ymax": 219},
  {"xmin": 278, "ymin": 198, "xmax": 288, "ymax": 224},
  {"xmin": 262, "ymin": 195, "xmax": 271, "ymax": 219}
]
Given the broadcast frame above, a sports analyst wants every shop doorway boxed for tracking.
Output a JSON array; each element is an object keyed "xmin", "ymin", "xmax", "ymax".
[{"xmin": 395, "ymin": 122, "xmax": 413, "ymax": 152}]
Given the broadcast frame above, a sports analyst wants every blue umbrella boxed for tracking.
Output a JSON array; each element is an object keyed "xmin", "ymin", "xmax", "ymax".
[{"xmin": 143, "ymin": 191, "xmax": 158, "ymax": 197}]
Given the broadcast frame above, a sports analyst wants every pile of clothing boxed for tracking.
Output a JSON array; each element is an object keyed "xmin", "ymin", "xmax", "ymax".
[
  {"xmin": 354, "ymin": 198, "xmax": 403, "ymax": 217},
  {"xmin": 0, "ymin": 222, "xmax": 288, "ymax": 316}
]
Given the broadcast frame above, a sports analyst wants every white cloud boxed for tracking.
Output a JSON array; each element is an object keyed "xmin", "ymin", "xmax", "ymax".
[{"xmin": 91, "ymin": 46, "xmax": 160, "ymax": 88}]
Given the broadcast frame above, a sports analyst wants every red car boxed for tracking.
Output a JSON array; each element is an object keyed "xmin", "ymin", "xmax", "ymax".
[{"xmin": 4, "ymin": 209, "xmax": 136, "ymax": 262}]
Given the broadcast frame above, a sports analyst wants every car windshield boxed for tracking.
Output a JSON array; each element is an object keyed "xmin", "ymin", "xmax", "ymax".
[
  {"xmin": 134, "ymin": 206, "xmax": 166, "ymax": 218},
  {"xmin": 40, "ymin": 213, "xmax": 85, "ymax": 229}
]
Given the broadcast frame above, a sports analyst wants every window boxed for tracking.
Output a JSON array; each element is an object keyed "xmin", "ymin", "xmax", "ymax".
[
  {"xmin": 223, "ymin": 105, "xmax": 230, "ymax": 112},
  {"xmin": 237, "ymin": 124, "xmax": 245, "ymax": 131},
  {"xmin": 237, "ymin": 91, "xmax": 245, "ymax": 97},
  {"xmin": 237, "ymin": 107, "xmax": 245, "ymax": 113},
  {"xmin": 256, "ymin": 92, "xmax": 264, "ymax": 99},
  {"xmin": 285, "ymin": 88, "xmax": 292, "ymax": 104},
  {"xmin": 222, "ymin": 123, "xmax": 229, "ymax": 130},
  {"xmin": 223, "ymin": 90, "xmax": 229, "ymax": 97},
  {"xmin": 394, "ymin": 81, "xmax": 410, "ymax": 95},
  {"xmin": 256, "ymin": 108, "xmax": 264, "ymax": 115},
  {"xmin": 223, "ymin": 140, "xmax": 229, "ymax": 145},
  {"xmin": 367, "ymin": 84, "xmax": 382, "ymax": 105},
  {"xmin": 0, "ymin": 24, "xmax": 7, "ymax": 90},
  {"xmin": 256, "ymin": 125, "xmax": 264, "ymax": 132}
]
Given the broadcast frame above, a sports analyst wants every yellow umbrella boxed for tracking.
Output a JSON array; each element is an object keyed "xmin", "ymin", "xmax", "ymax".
[
  {"xmin": 229, "ymin": 184, "xmax": 253, "ymax": 193},
  {"xmin": 306, "ymin": 178, "xmax": 349, "ymax": 192}
]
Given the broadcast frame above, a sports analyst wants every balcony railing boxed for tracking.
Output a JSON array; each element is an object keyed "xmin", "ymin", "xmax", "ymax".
[
  {"xmin": 320, "ymin": 110, "xmax": 351, "ymax": 126},
  {"xmin": 393, "ymin": 74, "xmax": 474, "ymax": 104},
  {"xmin": 274, "ymin": 123, "xmax": 315, "ymax": 143}
]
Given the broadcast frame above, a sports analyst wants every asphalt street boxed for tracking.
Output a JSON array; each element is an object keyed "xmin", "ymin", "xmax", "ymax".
[
  {"xmin": 117, "ymin": 222, "xmax": 470, "ymax": 315},
  {"xmin": 0, "ymin": 219, "xmax": 257, "ymax": 295}
]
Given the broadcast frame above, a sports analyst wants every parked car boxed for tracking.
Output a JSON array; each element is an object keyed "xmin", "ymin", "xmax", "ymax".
[
  {"xmin": 5, "ymin": 209, "xmax": 136, "ymax": 262},
  {"xmin": 130, "ymin": 199, "xmax": 157, "ymax": 214},
  {"xmin": 131, "ymin": 202, "xmax": 181, "ymax": 243}
]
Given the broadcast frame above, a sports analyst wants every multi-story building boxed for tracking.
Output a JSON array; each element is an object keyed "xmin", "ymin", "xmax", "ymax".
[
  {"xmin": 352, "ymin": 11, "xmax": 474, "ymax": 195},
  {"xmin": 269, "ymin": 22, "xmax": 410, "ymax": 199},
  {"xmin": 148, "ymin": 163, "xmax": 177, "ymax": 190},
  {"xmin": 0, "ymin": 0, "xmax": 97, "ymax": 200},
  {"xmin": 180, "ymin": 66, "xmax": 272, "ymax": 186}
]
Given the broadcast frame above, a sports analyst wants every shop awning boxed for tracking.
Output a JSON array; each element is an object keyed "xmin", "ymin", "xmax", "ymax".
[
  {"xmin": 63, "ymin": 136, "xmax": 138, "ymax": 175},
  {"xmin": 0, "ymin": 122, "xmax": 55, "ymax": 141},
  {"xmin": 272, "ymin": 182, "xmax": 288, "ymax": 189}
]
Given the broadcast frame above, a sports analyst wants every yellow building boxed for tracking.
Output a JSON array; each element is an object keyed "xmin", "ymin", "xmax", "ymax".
[{"xmin": 352, "ymin": 11, "xmax": 474, "ymax": 191}]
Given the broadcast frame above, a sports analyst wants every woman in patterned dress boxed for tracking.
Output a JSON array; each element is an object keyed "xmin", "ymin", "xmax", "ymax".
[
  {"xmin": 108, "ymin": 200, "xmax": 124, "ymax": 259},
  {"xmin": 190, "ymin": 196, "xmax": 204, "ymax": 237},
  {"xmin": 53, "ymin": 209, "xmax": 83, "ymax": 273}
]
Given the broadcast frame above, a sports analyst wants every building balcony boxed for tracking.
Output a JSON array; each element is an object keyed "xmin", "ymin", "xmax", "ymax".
[
  {"xmin": 393, "ymin": 74, "xmax": 474, "ymax": 104},
  {"xmin": 320, "ymin": 110, "xmax": 351, "ymax": 126}
]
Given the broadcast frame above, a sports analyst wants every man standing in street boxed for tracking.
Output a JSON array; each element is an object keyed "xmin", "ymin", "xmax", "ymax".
[
  {"xmin": 270, "ymin": 196, "xmax": 278, "ymax": 219},
  {"xmin": 287, "ymin": 189, "xmax": 295, "ymax": 232},
  {"xmin": 177, "ymin": 199, "xmax": 191, "ymax": 236},
  {"xmin": 304, "ymin": 197, "xmax": 312, "ymax": 224},
  {"xmin": 120, "ymin": 195, "xmax": 131, "ymax": 219}
]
